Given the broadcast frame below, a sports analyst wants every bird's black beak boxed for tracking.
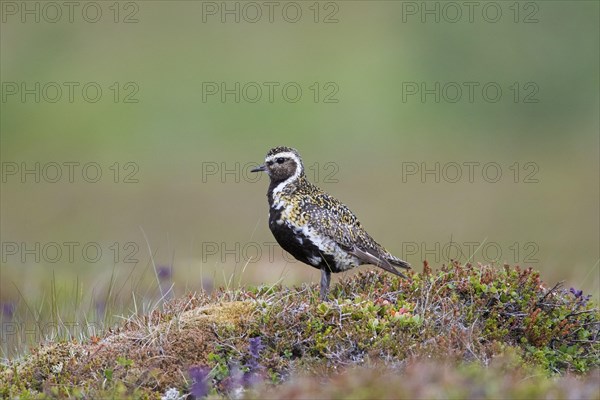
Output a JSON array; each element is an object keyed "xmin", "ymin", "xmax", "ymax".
[{"xmin": 251, "ymin": 164, "xmax": 266, "ymax": 173}]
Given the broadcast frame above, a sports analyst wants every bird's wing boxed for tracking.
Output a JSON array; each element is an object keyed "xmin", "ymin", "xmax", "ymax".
[
  {"xmin": 301, "ymin": 191, "xmax": 410, "ymax": 278},
  {"xmin": 300, "ymin": 191, "xmax": 362, "ymax": 250}
]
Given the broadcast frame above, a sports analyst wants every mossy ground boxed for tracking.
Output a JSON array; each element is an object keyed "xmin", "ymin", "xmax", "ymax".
[{"xmin": 1, "ymin": 262, "xmax": 598, "ymax": 399}]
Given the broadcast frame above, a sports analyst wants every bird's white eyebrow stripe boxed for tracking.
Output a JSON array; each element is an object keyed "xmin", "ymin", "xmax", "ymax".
[{"xmin": 265, "ymin": 152, "xmax": 300, "ymax": 163}]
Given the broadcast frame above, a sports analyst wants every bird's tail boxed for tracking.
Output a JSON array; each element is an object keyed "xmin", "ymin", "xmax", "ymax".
[
  {"xmin": 351, "ymin": 247, "xmax": 411, "ymax": 279},
  {"xmin": 383, "ymin": 255, "xmax": 411, "ymax": 280},
  {"xmin": 387, "ymin": 256, "xmax": 411, "ymax": 271}
]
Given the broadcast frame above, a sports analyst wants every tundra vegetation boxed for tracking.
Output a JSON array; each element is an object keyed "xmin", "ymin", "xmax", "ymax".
[{"xmin": 1, "ymin": 262, "xmax": 598, "ymax": 399}]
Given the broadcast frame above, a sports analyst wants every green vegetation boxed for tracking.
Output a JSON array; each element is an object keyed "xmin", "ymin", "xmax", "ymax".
[{"xmin": 1, "ymin": 263, "xmax": 598, "ymax": 399}]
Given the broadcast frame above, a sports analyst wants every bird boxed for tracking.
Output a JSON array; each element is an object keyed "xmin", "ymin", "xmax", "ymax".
[{"xmin": 251, "ymin": 146, "xmax": 411, "ymax": 300}]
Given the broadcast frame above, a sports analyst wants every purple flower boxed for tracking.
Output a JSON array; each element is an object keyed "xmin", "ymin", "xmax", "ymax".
[
  {"xmin": 247, "ymin": 337, "xmax": 264, "ymax": 372},
  {"xmin": 1, "ymin": 302, "xmax": 15, "ymax": 320},
  {"xmin": 189, "ymin": 365, "xmax": 211, "ymax": 398},
  {"xmin": 242, "ymin": 337, "xmax": 266, "ymax": 388},
  {"xmin": 157, "ymin": 265, "xmax": 172, "ymax": 281},
  {"xmin": 570, "ymin": 288, "xmax": 591, "ymax": 306},
  {"xmin": 570, "ymin": 288, "xmax": 583, "ymax": 298}
]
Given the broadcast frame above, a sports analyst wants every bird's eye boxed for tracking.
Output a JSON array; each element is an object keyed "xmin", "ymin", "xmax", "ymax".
[{"xmin": 276, "ymin": 158, "xmax": 285, "ymax": 164}]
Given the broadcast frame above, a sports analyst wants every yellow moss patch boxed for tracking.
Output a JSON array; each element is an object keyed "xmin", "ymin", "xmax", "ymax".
[{"xmin": 179, "ymin": 300, "xmax": 256, "ymax": 328}]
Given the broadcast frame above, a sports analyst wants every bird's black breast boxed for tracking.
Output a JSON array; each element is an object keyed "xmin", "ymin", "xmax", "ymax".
[{"xmin": 268, "ymin": 206, "xmax": 337, "ymax": 272}]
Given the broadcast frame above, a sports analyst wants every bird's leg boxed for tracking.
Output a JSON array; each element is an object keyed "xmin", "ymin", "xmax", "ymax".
[{"xmin": 320, "ymin": 268, "xmax": 331, "ymax": 300}]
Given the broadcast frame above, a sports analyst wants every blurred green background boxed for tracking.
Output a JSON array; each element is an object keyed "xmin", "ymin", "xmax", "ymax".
[{"xmin": 1, "ymin": 1, "xmax": 598, "ymax": 354}]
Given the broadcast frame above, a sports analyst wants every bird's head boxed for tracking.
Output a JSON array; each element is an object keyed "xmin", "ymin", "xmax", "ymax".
[{"xmin": 251, "ymin": 146, "xmax": 305, "ymax": 184}]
